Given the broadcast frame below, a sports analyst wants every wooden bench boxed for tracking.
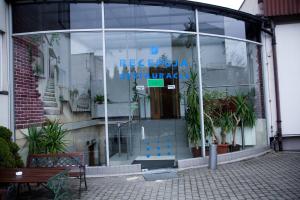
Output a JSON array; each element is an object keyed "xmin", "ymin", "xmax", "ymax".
[{"xmin": 27, "ymin": 152, "xmax": 87, "ymax": 193}]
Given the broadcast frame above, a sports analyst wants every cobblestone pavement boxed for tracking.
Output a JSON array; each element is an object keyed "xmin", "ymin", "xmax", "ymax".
[{"xmin": 75, "ymin": 152, "xmax": 300, "ymax": 200}]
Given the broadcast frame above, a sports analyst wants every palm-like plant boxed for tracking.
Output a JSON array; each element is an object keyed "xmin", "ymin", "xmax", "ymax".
[
  {"xmin": 203, "ymin": 91, "xmax": 225, "ymax": 144},
  {"xmin": 186, "ymin": 69, "xmax": 201, "ymax": 149},
  {"xmin": 219, "ymin": 111, "xmax": 234, "ymax": 144},
  {"xmin": 26, "ymin": 127, "xmax": 43, "ymax": 154},
  {"xmin": 232, "ymin": 94, "xmax": 256, "ymax": 147},
  {"xmin": 42, "ymin": 120, "xmax": 68, "ymax": 154}
]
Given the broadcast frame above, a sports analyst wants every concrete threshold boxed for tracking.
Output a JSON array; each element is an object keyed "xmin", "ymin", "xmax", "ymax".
[{"xmin": 85, "ymin": 146, "xmax": 271, "ymax": 178}]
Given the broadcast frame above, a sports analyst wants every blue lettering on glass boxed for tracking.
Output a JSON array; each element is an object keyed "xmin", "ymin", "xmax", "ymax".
[
  {"xmin": 138, "ymin": 59, "xmax": 144, "ymax": 67},
  {"xmin": 151, "ymin": 46, "xmax": 159, "ymax": 55},
  {"xmin": 118, "ymin": 46, "xmax": 191, "ymax": 80},
  {"xmin": 120, "ymin": 59, "xmax": 126, "ymax": 67}
]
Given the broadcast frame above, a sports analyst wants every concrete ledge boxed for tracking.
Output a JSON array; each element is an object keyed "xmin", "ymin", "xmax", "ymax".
[
  {"xmin": 178, "ymin": 146, "xmax": 271, "ymax": 170},
  {"xmin": 86, "ymin": 164, "xmax": 142, "ymax": 177}
]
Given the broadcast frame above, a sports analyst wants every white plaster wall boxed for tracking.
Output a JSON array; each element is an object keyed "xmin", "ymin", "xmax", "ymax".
[
  {"xmin": 0, "ymin": 95, "xmax": 9, "ymax": 127},
  {"xmin": 239, "ymin": 0, "xmax": 263, "ymax": 15},
  {"xmin": 276, "ymin": 23, "xmax": 300, "ymax": 136}
]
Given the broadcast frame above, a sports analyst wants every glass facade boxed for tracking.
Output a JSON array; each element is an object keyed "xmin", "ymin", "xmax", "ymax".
[{"xmin": 12, "ymin": 1, "xmax": 266, "ymax": 169}]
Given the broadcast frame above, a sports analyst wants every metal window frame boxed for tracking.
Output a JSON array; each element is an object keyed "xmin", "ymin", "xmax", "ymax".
[
  {"xmin": 195, "ymin": 9, "xmax": 206, "ymax": 158},
  {"xmin": 102, "ymin": 1, "xmax": 110, "ymax": 166},
  {"xmin": 12, "ymin": 29, "xmax": 262, "ymax": 46}
]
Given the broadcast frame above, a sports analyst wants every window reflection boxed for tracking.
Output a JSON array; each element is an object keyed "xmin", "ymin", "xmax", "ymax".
[
  {"xmin": 198, "ymin": 12, "xmax": 246, "ymax": 39},
  {"xmin": 12, "ymin": 3, "xmax": 102, "ymax": 33},
  {"xmin": 105, "ymin": 4, "xmax": 196, "ymax": 31},
  {"xmin": 14, "ymin": 33, "xmax": 106, "ymax": 165}
]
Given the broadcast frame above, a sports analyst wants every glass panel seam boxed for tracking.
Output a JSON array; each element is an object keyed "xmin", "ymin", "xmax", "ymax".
[
  {"xmin": 104, "ymin": 28, "xmax": 197, "ymax": 35},
  {"xmin": 198, "ymin": 32, "xmax": 262, "ymax": 45},
  {"xmin": 196, "ymin": 9, "xmax": 206, "ymax": 157},
  {"xmin": 12, "ymin": 29, "xmax": 103, "ymax": 36},
  {"xmin": 12, "ymin": 29, "xmax": 262, "ymax": 45},
  {"xmin": 102, "ymin": 1, "xmax": 110, "ymax": 166}
]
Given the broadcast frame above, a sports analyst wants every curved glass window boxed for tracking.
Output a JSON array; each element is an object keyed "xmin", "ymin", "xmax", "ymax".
[
  {"xmin": 105, "ymin": 3, "xmax": 196, "ymax": 31},
  {"xmin": 198, "ymin": 11, "xmax": 261, "ymax": 41},
  {"xmin": 200, "ymin": 36, "xmax": 266, "ymax": 148},
  {"xmin": 12, "ymin": 2, "xmax": 266, "ymax": 169},
  {"xmin": 13, "ymin": 3, "xmax": 102, "ymax": 33}
]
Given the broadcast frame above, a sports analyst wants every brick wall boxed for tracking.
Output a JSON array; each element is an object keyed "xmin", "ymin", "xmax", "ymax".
[{"xmin": 14, "ymin": 37, "xmax": 45, "ymax": 129}]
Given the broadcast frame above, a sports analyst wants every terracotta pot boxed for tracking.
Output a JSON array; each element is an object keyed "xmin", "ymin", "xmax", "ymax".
[
  {"xmin": 191, "ymin": 147, "xmax": 201, "ymax": 157},
  {"xmin": 229, "ymin": 144, "xmax": 241, "ymax": 152},
  {"xmin": 217, "ymin": 144, "xmax": 229, "ymax": 154},
  {"xmin": 191, "ymin": 147, "xmax": 209, "ymax": 157}
]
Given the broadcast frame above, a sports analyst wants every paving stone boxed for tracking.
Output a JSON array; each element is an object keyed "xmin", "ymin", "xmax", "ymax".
[{"xmin": 16, "ymin": 152, "xmax": 300, "ymax": 200}]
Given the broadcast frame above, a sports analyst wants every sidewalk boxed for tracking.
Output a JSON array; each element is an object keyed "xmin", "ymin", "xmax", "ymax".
[{"xmin": 76, "ymin": 152, "xmax": 300, "ymax": 200}]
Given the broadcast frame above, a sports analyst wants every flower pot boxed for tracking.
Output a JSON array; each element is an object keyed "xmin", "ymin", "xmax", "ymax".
[
  {"xmin": 191, "ymin": 147, "xmax": 209, "ymax": 157},
  {"xmin": 191, "ymin": 147, "xmax": 201, "ymax": 157},
  {"xmin": 217, "ymin": 144, "xmax": 229, "ymax": 154},
  {"xmin": 229, "ymin": 144, "xmax": 241, "ymax": 152}
]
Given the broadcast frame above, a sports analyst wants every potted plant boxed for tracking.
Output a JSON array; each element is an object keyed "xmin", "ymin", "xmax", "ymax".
[
  {"xmin": 185, "ymin": 69, "xmax": 201, "ymax": 157},
  {"xmin": 41, "ymin": 119, "xmax": 68, "ymax": 154},
  {"xmin": 26, "ymin": 126, "xmax": 44, "ymax": 155},
  {"xmin": 231, "ymin": 94, "xmax": 256, "ymax": 151},
  {"xmin": 203, "ymin": 91, "xmax": 223, "ymax": 145},
  {"xmin": 218, "ymin": 111, "xmax": 234, "ymax": 154},
  {"xmin": 94, "ymin": 94, "xmax": 104, "ymax": 104}
]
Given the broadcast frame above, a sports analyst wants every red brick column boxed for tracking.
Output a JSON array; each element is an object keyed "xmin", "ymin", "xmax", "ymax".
[{"xmin": 14, "ymin": 37, "xmax": 45, "ymax": 129}]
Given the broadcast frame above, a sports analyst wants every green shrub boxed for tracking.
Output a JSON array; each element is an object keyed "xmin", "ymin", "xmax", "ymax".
[
  {"xmin": 0, "ymin": 126, "xmax": 24, "ymax": 168},
  {"xmin": 0, "ymin": 138, "xmax": 15, "ymax": 168},
  {"xmin": 0, "ymin": 126, "xmax": 12, "ymax": 141}
]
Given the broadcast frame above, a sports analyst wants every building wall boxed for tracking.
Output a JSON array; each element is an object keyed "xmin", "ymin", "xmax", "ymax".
[
  {"xmin": 275, "ymin": 23, "xmax": 300, "ymax": 136},
  {"xmin": 240, "ymin": 0, "xmax": 279, "ymax": 140},
  {"xmin": 239, "ymin": 0, "xmax": 263, "ymax": 15},
  {"xmin": 0, "ymin": 0, "xmax": 9, "ymax": 128},
  {"xmin": 241, "ymin": 0, "xmax": 300, "ymax": 150}
]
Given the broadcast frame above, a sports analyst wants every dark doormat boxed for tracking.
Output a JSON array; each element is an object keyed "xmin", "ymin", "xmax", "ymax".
[
  {"xmin": 142, "ymin": 169, "xmax": 178, "ymax": 181},
  {"xmin": 132, "ymin": 160, "xmax": 175, "ymax": 170}
]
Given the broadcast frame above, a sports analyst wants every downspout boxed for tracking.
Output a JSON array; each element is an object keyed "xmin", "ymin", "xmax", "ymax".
[{"xmin": 270, "ymin": 20, "xmax": 283, "ymax": 151}]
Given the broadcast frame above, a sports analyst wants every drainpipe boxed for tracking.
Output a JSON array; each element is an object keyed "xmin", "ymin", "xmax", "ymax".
[{"xmin": 270, "ymin": 21, "xmax": 283, "ymax": 151}]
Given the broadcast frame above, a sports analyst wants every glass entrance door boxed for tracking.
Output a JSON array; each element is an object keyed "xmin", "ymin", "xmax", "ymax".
[{"xmin": 105, "ymin": 31, "xmax": 197, "ymax": 169}]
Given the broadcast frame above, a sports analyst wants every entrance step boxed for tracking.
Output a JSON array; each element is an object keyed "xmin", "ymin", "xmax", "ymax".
[
  {"xmin": 44, "ymin": 92, "xmax": 55, "ymax": 97},
  {"xmin": 132, "ymin": 156, "xmax": 175, "ymax": 170},
  {"xmin": 43, "ymin": 101, "xmax": 58, "ymax": 107},
  {"xmin": 44, "ymin": 108, "xmax": 60, "ymax": 115},
  {"xmin": 43, "ymin": 96, "xmax": 56, "ymax": 102}
]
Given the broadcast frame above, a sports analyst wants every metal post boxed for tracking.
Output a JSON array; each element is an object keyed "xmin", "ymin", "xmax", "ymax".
[
  {"xmin": 102, "ymin": 2, "xmax": 110, "ymax": 166},
  {"xmin": 209, "ymin": 143, "xmax": 217, "ymax": 170},
  {"xmin": 241, "ymin": 121, "xmax": 245, "ymax": 150},
  {"xmin": 118, "ymin": 123, "xmax": 121, "ymax": 157},
  {"xmin": 195, "ymin": 9, "xmax": 206, "ymax": 157}
]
